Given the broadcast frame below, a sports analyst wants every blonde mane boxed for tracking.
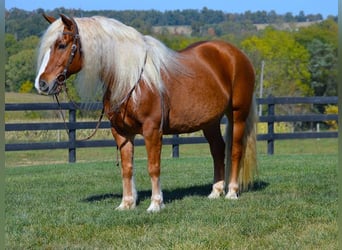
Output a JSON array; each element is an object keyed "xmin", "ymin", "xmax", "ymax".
[{"xmin": 37, "ymin": 16, "xmax": 184, "ymax": 106}]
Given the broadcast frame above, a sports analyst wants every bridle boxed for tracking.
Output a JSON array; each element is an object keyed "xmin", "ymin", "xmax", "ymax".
[
  {"xmin": 53, "ymin": 17, "xmax": 104, "ymax": 141},
  {"xmin": 55, "ymin": 17, "xmax": 82, "ymax": 89}
]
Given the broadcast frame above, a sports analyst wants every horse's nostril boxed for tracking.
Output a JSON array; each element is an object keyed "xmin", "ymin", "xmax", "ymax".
[{"xmin": 39, "ymin": 80, "xmax": 49, "ymax": 92}]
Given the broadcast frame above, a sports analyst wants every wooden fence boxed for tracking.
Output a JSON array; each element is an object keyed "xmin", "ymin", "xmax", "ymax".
[{"xmin": 5, "ymin": 96, "xmax": 338, "ymax": 162}]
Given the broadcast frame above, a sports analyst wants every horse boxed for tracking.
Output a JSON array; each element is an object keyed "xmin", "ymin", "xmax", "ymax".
[{"xmin": 35, "ymin": 14, "xmax": 257, "ymax": 212}]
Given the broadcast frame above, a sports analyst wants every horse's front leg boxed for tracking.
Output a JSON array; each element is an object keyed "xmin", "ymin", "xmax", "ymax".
[
  {"xmin": 143, "ymin": 125, "xmax": 165, "ymax": 212},
  {"xmin": 111, "ymin": 127, "xmax": 137, "ymax": 210}
]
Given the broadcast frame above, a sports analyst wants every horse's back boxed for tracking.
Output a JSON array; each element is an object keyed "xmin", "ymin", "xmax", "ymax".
[
  {"xmin": 181, "ymin": 40, "xmax": 254, "ymax": 87},
  {"xmin": 164, "ymin": 40, "xmax": 255, "ymax": 133}
]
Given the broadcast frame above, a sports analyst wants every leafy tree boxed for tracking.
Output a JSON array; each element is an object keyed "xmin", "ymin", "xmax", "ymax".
[
  {"xmin": 241, "ymin": 27, "xmax": 311, "ymax": 98},
  {"xmin": 295, "ymin": 18, "xmax": 338, "ymax": 48},
  {"xmin": 5, "ymin": 49, "xmax": 36, "ymax": 92},
  {"xmin": 5, "ymin": 35, "xmax": 40, "ymax": 92},
  {"xmin": 307, "ymin": 39, "xmax": 337, "ymax": 97},
  {"xmin": 5, "ymin": 33, "xmax": 18, "ymax": 59},
  {"xmin": 294, "ymin": 17, "xmax": 337, "ymax": 115},
  {"xmin": 17, "ymin": 35, "xmax": 40, "ymax": 51}
]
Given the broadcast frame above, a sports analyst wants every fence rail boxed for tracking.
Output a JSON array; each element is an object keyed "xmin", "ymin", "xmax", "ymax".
[{"xmin": 5, "ymin": 96, "xmax": 338, "ymax": 162}]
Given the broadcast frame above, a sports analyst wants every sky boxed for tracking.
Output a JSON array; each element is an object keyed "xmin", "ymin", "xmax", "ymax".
[{"xmin": 5, "ymin": 0, "xmax": 337, "ymax": 18}]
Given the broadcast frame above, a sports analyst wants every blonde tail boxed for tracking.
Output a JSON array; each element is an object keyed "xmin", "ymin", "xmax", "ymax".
[{"xmin": 238, "ymin": 97, "xmax": 258, "ymax": 191}]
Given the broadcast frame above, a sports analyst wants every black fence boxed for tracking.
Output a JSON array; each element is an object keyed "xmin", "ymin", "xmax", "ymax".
[{"xmin": 5, "ymin": 96, "xmax": 338, "ymax": 162}]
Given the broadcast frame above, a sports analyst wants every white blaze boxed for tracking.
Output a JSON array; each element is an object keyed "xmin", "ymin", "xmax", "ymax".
[{"xmin": 35, "ymin": 48, "xmax": 51, "ymax": 92}]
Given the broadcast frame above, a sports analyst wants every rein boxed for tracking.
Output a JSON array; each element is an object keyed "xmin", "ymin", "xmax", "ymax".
[
  {"xmin": 54, "ymin": 90, "xmax": 105, "ymax": 142},
  {"xmin": 119, "ymin": 51, "xmax": 165, "ymax": 133}
]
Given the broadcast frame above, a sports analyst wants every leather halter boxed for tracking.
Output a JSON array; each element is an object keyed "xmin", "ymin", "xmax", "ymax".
[{"xmin": 55, "ymin": 17, "xmax": 82, "ymax": 88}]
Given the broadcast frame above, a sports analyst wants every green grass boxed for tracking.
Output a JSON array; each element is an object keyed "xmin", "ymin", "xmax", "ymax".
[{"xmin": 5, "ymin": 153, "xmax": 337, "ymax": 249}]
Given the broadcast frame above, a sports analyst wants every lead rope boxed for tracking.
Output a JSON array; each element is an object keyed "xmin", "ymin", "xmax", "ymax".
[
  {"xmin": 64, "ymin": 85, "xmax": 105, "ymax": 141},
  {"xmin": 54, "ymin": 87, "xmax": 105, "ymax": 141},
  {"xmin": 54, "ymin": 94, "xmax": 70, "ymax": 137}
]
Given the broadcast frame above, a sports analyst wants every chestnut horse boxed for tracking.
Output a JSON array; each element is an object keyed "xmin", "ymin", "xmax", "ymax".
[{"xmin": 35, "ymin": 14, "xmax": 257, "ymax": 212}]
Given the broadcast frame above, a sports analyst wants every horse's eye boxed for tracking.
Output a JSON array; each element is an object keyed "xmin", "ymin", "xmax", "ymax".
[{"xmin": 58, "ymin": 44, "xmax": 67, "ymax": 50}]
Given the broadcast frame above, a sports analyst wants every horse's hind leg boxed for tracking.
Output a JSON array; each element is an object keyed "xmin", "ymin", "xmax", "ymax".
[
  {"xmin": 226, "ymin": 111, "xmax": 247, "ymax": 199},
  {"xmin": 203, "ymin": 120, "xmax": 226, "ymax": 198}
]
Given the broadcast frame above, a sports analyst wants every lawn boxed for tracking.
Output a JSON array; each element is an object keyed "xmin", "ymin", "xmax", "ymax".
[{"xmin": 5, "ymin": 153, "xmax": 337, "ymax": 249}]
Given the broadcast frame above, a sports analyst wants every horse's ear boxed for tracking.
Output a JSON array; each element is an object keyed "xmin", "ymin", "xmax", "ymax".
[
  {"xmin": 60, "ymin": 14, "xmax": 74, "ymax": 30},
  {"xmin": 42, "ymin": 13, "xmax": 56, "ymax": 24}
]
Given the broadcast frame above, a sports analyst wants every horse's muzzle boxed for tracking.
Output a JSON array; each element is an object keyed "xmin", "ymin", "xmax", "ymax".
[
  {"xmin": 38, "ymin": 79, "xmax": 62, "ymax": 95},
  {"xmin": 39, "ymin": 80, "xmax": 49, "ymax": 93}
]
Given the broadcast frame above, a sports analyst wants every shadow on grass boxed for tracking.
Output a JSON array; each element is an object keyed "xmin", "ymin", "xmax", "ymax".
[{"xmin": 82, "ymin": 180, "xmax": 269, "ymax": 204}]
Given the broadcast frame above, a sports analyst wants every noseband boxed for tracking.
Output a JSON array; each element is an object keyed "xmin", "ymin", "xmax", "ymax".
[{"xmin": 55, "ymin": 17, "xmax": 82, "ymax": 88}]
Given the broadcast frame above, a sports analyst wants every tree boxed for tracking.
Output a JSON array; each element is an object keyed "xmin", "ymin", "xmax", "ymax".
[
  {"xmin": 5, "ymin": 33, "xmax": 18, "ymax": 59},
  {"xmin": 241, "ymin": 27, "xmax": 311, "ymax": 98},
  {"xmin": 307, "ymin": 39, "xmax": 337, "ymax": 97},
  {"xmin": 5, "ymin": 49, "xmax": 36, "ymax": 92},
  {"xmin": 295, "ymin": 18, "xmax": 338, "ymax": 48},
  {"xmin": 5, "ymin": 35, "xmax": 40, "ymax": 92}
]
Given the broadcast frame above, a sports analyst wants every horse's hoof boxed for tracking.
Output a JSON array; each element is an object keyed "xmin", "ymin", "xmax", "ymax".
[
  {"xmin": 225, "ymin": 191, "xmax": 239, "ymax": 200},
  {"xmin": 115, "ymin": 203, "xmax": 135, "ymax": 210},
  {"xmin": 115, "ymin": 197, "xmax": 136, "ymax": 210},
  {"xmin": 208, "ymin": 191, "xmax": 221, "ymax": 199},
  {"xmin": 147, "ymin": 201, "xmax": 165, "ymax": 212},
  {"xmin": 208, "ymin": 181, "xmax": 225, "ymax": 199}
]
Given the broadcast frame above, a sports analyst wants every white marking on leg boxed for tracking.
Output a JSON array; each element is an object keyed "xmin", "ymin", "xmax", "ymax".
[
  {"xmin": 147, "ymin": 178, "xmax": 165, "ymax": 212},
  {"xmin": 116, "ymin": 177, "xmax": 137, "ymax": 210},
  {"xmin": 147, "ymin": 193, "xmax": 165, "ymax": 212},
  {"xmin": 208, "ymin": 180, "xmax": 225, "ymax": 199},
  {"xmin": 225, "ymin": 182, "xmax": 239, "ymax": 200},
  {"xmin": 35, "ymin": 48, "xmax": 51, "ymax": 91}
]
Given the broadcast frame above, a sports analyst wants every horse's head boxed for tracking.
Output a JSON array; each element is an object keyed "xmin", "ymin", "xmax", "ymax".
[{"xmin": 35, "ymin": 14, "xmax": 83, "ymax": 95}]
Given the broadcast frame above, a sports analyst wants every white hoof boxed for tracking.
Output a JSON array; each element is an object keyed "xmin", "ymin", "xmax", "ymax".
[
  {"xmin": 208, "ymin": 191, "xmax": 221, "ymax": 199},
  {"xmin": 147, "ymin": 194, "xmax": 165, "ymax": 212},
  {"xmin": 208, "ymin": 181, "xmax": 225, "ymax": 199},
  {"xmin": 225, "ymin": 191, "xmax": 239, "ymax": 200},
  {"xmin": 225, "ymin": 183, "xmax": 239, "ymax": 199},
  {"xmin": 147, "ymin": 202, "xmax": 165, "ymax": 212},
  {"xmin": 115, "ymin": 196, "xmax": 136, "ymax": 210}
]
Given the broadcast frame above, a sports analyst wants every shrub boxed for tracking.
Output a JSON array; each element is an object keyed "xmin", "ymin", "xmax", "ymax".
[
  {"xmin": 324, "ymin": 105, "xmax": 338, "ymax": 129},
  {"xmin": 19, "ymin": 80, "xmax": 34, "ymax": 93}
]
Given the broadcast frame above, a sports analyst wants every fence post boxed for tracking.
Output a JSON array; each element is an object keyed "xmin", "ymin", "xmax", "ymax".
[
  {"xmin": 68, "ymin": 105, "xmax": 76, "ymax": 163},
  {"xmin": 172, "ymin": 134, "xmax": 179, "ymax": 158},
  {"xmin": 267, "ymin": 99, "xmax": 275, "ymax": 155}
]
